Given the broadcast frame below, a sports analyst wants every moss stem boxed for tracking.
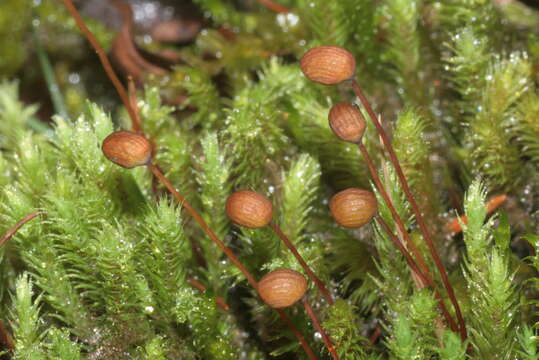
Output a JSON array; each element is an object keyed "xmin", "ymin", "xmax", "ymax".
[
  {"xmin": 148, "ymin": 163, "xmax": 318, "ymax": 359},
  {"xmin": 302, "ymin": 297, "xmax": 339, "ymax": 360},
  {"xmin": 270, "ymin": 223, "xmax": 334, "ymax": 305},
  {"xmin": 60, "ymin": 0, "xmax": 141, "ymax": 132},
  {"xmin": 352, "ymin": 80, "xmax": 467, "ymax": 340}
]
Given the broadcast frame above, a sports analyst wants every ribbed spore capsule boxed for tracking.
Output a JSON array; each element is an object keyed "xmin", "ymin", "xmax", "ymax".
[
  {"xmin": 300, "ymin": 46, "xmax": 356, "ymax": 85},
  {"xmin": 102, "ymin": 131, "xmax": 152, "ymax": 168},
  {"xmin": 328, "ymin": 102, "xmax": 366, "ymax": 143},
  {"xmin": 258, "ymin": 269, "xmax": 308, "ymax": 308},
  {"xmin": 225, "ymin": 190, "xmax": 273, "ymax": 229},
  {"xmin": 330, "ymin": 188, "xmax": 377, "ymax": 228}
]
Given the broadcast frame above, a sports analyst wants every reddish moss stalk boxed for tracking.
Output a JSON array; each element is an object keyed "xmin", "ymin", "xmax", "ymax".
[
  {"xmin": 368, "ymin": 327, "xmax": 381, "ymax": 345},
  {"xmin": 61, "ymin": 2, "xmax": 317, "ymax": 356},
  {"xmin": 60, "ymin": 0, "xmax": 141, "ymax": 132},
  {"xmin": 258, "ymin": 0, "xmax": 289, "ymax": 13},
  {"xmin": 351, "ymin": 80, "xmax": 466, "ymax": 340},
  {"xmin": 0, "ymin": 212, "xmax": 40, "ymax": 247},
  {"xmin": 270, "ymin": 223, "xmax": 334, "ymax": 305},
  {"xmin": 357, "ymin": 143, "xmax": 458, "ymax": 332},
  {"xmin": 148, "ymin": 164, "xmax": 317, "ymax": 359},
  {"xmin": 302, "ymin": 298, "xmax": 339, "ymax": 360},
  {"xmin": 149, "ymin": 164, "xmax": 257, "ymax": 285},
  {"xmin": 374, "ymin": 216, "xmax": 429, "ymax": 285},
  {"xmin": 0, "ymin": 320, "xmax": 14, "ymax": 351},
  {"xmin": 277, "ymin": 308, "xmax": 318, "ymax": 360},
  {"xmin": 357, "ymin": 143, "xmax": 432, "ymax": 280},
  {"xmin": 127, "ymin": 76, "xmax": 143, "ymax": 132},
  {"xmin": 188, "ymin": 277, "xmax": 230, "ymax": 311},
  {"xmin": 374, "ymin": 216, "xmax": 458, "ymax": 331}
]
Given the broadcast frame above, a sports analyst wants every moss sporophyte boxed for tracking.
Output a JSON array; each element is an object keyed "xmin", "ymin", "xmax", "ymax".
[{"xmin": 4, "ymin": 0, "xmax": 538, "ymax": 358}]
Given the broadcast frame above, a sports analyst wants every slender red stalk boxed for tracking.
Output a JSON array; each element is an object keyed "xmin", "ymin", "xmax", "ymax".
[
  {"xmin": 302, "ymin": 298, "xmax": 339, "ymax": 360},
  {"xmin": 356, "ymin": 145, "xmax": 430, "ymax": 282},
  {"xmin": 258, "ymin": 0, "xmax": 289, "ymax": 13},
  {"xmin": 149, "ymin": 164, "xmax": 257, "ymax": 286},
  {"xmin": 374, "ymin": 216, "xmax": 429, "ymax": 286},
  {"xmin": 368, "ymin": 327, "xmax": 381, "ymax": 345},
  {"xmin": 270, "ymin": 223, "xmax": 334, "ymax": 305},
  {"xmin": 188, "ymin": 277, "xmax": 230, "ymax": 311},
  {"xmin": 148, "ymin": 164, "xmax": 317, "ymax": 359},
  {"xmin": 127, "ymin": 76, "xmax": 142, "ymax": 133},
  {"xmin": 60, "ymin": 0, "xmax": 140, "ymax": 132},
  {"xmin": 60, "ymin": 2, "xmax": 316, "ymax": 354},
  {"xmin": 375, "ymin": 216, "xmax": 458, "ymax": 332},
  {"xmin": 0, "ymin": 213, "xmax": 40, "ymax": 247},
  {"xmin": 351, "ymin": 80, "xmax": 467, "ymax": 340},
  {"xmin": 358, "ymin": 143, "xmax": 458, "ymax": 332},
  {"xmin": 0, "ymin": 320, "xmax": 14, "ymax": 351},
  {"xmin": 276, "ymin": 308, "xmax": 318, "ymax": 360}
]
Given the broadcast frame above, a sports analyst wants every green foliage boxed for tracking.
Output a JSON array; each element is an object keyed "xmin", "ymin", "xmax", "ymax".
[
  {"xmin": 444, "ymin": 27, "xmax": 490, "ymax": 128},
  {"xmin": 444, "ymin": 18, "xmax": 533, "ymax": 188},
  {"xmin": 0, "ymin": 0, "xmax": 113, "ymax": 75},
  {"xmin": 3, "ymin": 0, "xmax": 539, "ymax": 358},
  {"xmin": 467, "ymin": 55, "xmax": 530, "ymax": 187},
  {"xmin": 462, "ymin": 179, "xmax": 519, "ymax": 359},
  {"xmin": 175, "ymin": 288, "xmax": 238, "ymax": 360},
  {"xmin": 526, "ymin": 233, "xmax": 539, "ymax": 328},
  {"xmin": 141, "ymin": 336, "xmax": 168, "ymax": 360},
  {"xmin": 387, "ymin": 315, "xmax": 421, "ymax": 360},
  {"xmin": 436, "ymin": 0, "xmax": 498, "ymax": 34},
  {"xmin": 0, "ymin": 81, "xmax": 39, "ymax": 149},
  {"xmin": 139, "ymin": 87, "xmax": 176, "ymax": 135},
  {"xmin": 517, "ymin": 325, "xmax": 538, "ymax": 360},
  {"xmin": 190, "ymin": 0, "xmax": 244, "ymax": 27},
  {"xmin": 295, "ymin": 1, "xmax": 348, "ymax": 47},
  {"xmin": 374, "ymin": 163, "xmax": 412, "ymax": 230},
  {"xmin": 222, "ymin": 60, "xmax": 293, "ymax": 188},
  {"xmin": 392, "ymin": 108, "xmax": 438, "ymax": 217},
  {"xmin": 437, "ymin": 331, "xmax": 467, "ymax": 360},
  {"xmin": 323, "ymin": 299, "xmax": 367, "ymax": 359},
  {"xmin": 380, "ymin": 0, "xmax": 422, "ymax": 104},
  {"xmin": 384, "ymin": 289, "xmax": 440, "ymax": 360},
  {"xmin": 0, "ymin": 92, "xmax": 240, "ymax": 358},
  {"xmin": 280, "ymin": 153, "xmax": 321, "ymax": 244},
  {"xmin": 10, "ymin": 274, "xmax": 46, "ymax": 360},
  {"xmin": 286, "ymin": 91, "xmax": 366, "ymax": 189},
  {"xmin": 196, "ymin": 132, "xmax": 232, "ymax": 240},
  {"xmin": 140, "ymin": 87, "xmax": 195, "ymax": 199},
  {"xmin": 46, "ymin": 328, "xmax": 82, "ymax": 360},
  {"xmin": 327, "ymin": 227, "xmax": 378, "ymax": 311},
  {"xmin": 294, "ymin": 0, "xmax": 380, "ymax": 73},
  {"xmin": 173, "ymin": 67, "xmax": 223, "ymax": 129},
  {"xmin": 516, "ymin": 93, "xmax": 539, "ymax": 166},
  {"xmin": 371, "ymin": 165, "xmax": 447, "ymax": 359},
  {"xmin": 137, "ymin": 200, "xmax": 190, "ymax": 317}
]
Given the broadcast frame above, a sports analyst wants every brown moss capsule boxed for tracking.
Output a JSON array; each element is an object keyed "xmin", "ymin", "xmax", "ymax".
[
  {"xmin": 258, "ymin": 269, "xmax": 308, "ymax": 308},
  {"xmin": 102, "ymin": 131, "xmax": 152, "ymax": 168},
  {"xmin": 225, "ymin": 190, "xmax": 273, "ymax": 229},
  {"xmin": 328, "ymin": 102, "xmax": 366, "ymax": 143},
  {"xmin": 330, "ymin": 188, "xmax": 377, "ymax": 228},
  {"xmin": 300, "ymin": 46, "xmax": 356, "ymax": 85}
]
